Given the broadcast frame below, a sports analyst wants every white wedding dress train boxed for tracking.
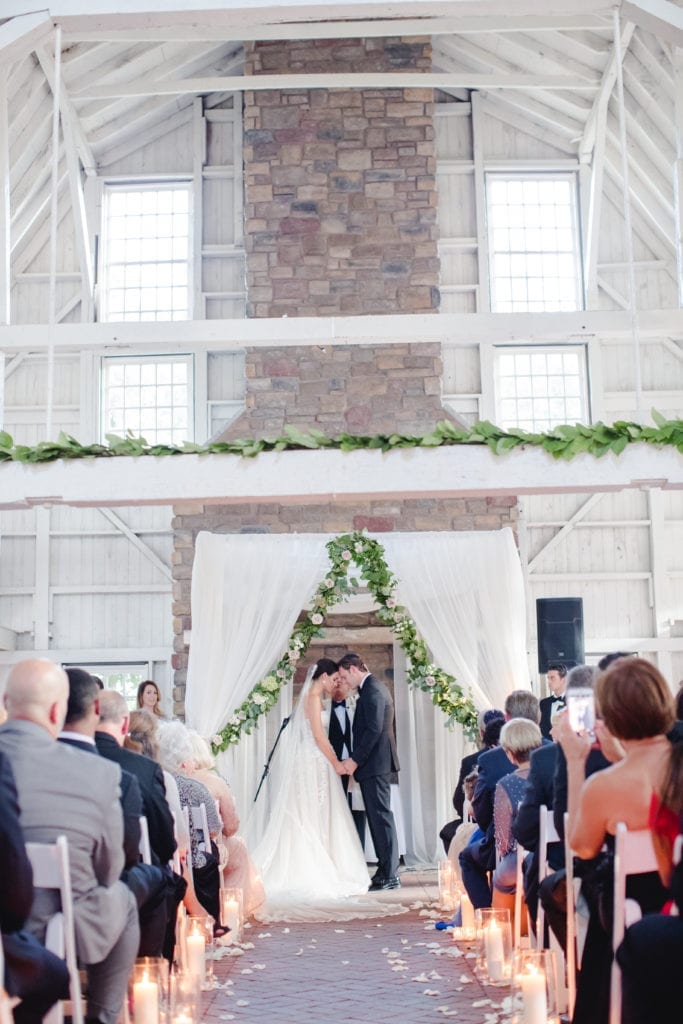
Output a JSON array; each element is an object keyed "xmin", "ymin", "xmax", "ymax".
[{"xmin": 250, "ymin": 704, "xmax": 407, "ymax": 923}]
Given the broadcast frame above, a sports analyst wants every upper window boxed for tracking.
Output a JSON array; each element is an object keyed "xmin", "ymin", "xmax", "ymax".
[
  {"xmin": 486, "ymin": 173, "xmax": 583, "ymax": 313},
  {"xmin": 100, "ymin": 182, "xmax": 191, "ymax": 322},
  {"xmin": 495, "ymin": 346, "xmax": 588, "ymax": 431},
  {"xmin": 101, "ymin": 355, "xmax": 193, "ymax": 444}
]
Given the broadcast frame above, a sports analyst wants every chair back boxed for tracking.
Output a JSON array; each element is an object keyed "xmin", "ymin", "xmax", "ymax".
[
  {"xmin": 564, "ymin": 812, "xmax": 577, "ymax": 1018},
  {"xmin": 189, "ymin": 803, "xmax": 211, "ymax": 856},
  {"xmin": 25, "ymin": 835, "xmax": 84, "ymax": 1024},
  {"xmin": 139, "ymin": 815, "xmax": 152, "ymax": 865},
  {"xmin": 536, "ymin": 805, "xmax": 560, "ymax": 950},
  {"xmin": 610, "ymin": 823, "xmax": 658, "ymax": 1024}
]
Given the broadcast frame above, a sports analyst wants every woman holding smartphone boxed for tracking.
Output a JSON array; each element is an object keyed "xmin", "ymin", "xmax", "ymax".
[{"xmin": 555, "ymin": 657, "xmax": 674, "ymax": 1024}]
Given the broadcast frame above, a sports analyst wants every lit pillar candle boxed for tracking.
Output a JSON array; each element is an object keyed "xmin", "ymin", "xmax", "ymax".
[
  {"xmin": 519, "ymin": 966, "xmax": 547, "ymax": 1024},
  {"xmin": 484, "ymin": 919, "xmax": 505, "ymax": 982},
  {"xmin": 221, "ymin": 896, "xmax": 240, "ymax": 942},
  {"xmin": 185, "ymin": 927, "xmax": 205, "ymax": 982},
  {"xmin": 133, "ymin": 971, "xmax": 159, "ymax": 1024},
  {"xmin": 460, "ymin": 892, "xmax": 475, "ymax": 935}
]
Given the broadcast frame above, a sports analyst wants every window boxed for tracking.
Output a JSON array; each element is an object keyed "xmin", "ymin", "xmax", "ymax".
[
  {"xmin": 64, "ymin": 663, "xmax": 149, "ymax": 711},
  {"xmin": 487, "ymin": 173, "xmax": 582, "ymax": 313},
  {"xmin": 495, "ymin": 346, "xmax": 588, "ymax": 431},
  {"xmin": 101, "ymin": 355, "xmax": 193, "ymax": 444},
  {"xmin": 101, "ymin": 182, "xmax": 191, "ymax": 322}
]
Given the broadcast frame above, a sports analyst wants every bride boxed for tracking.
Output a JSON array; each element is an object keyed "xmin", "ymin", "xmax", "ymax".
[{"xmin": 250, "ymin": 658, "xmax": 406, "ymax": 922}]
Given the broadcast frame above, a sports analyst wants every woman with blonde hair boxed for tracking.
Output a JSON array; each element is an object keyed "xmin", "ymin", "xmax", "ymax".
[{"xmin": 185, "ymin": 730, "xmax": 265, "ymax": 917}]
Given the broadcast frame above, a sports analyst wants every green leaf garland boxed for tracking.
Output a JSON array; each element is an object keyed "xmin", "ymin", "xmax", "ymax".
[
  {"xmin": 0, "ymin": 412, "xmax": 682, "ymax": 465},
  {"xmin": 209, "ymin": 531, "xmax": 479, "ymax": 753}
]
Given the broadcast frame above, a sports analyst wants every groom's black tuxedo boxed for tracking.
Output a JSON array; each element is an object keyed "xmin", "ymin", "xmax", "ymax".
[{"xmin": 351, "ymin": 674, "xmax": 400, "ymax": 882}]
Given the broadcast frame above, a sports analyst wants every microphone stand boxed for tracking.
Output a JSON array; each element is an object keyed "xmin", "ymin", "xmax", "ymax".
[{"xmin": 253, "ymin": 715, "xmax": 290, "ymax": 803}]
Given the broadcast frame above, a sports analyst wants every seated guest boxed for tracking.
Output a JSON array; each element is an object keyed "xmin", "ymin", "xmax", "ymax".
[
  {"xmin": 157, "ymin": 722, "xmax": 223, "ymax": 928},
  {"xmin": 439, "ymin": 708, "xmax": 504, "ymax": 854},
  {"xmin": 617, "ymin": 739, "xmax": 683, "ymax": 1023},
  {"xmin": 492, "ymin": 719, "xmax": 543, "ymax": 921},
  {"xmin": 1, "ymin": 749, "xmax": 69, "ymax": 1024},
  {"xmin": 125, "ymin": 711, "xmax": 206, "ymax": 920},
  {"xmin": 60, "ymin": 670, "xmax": 169, "ymax": 959},
  {"xmin": 514, "ymin": 664, "xmax": 597, "ymax": 932},
  {"xmin": 539, "ymin": 663, "xmax": 567, "ymax": 739},
  {"xmin": 137, "ymin": 680, "xmax": 167, "ymax": 719},
  {"xmin": 460, "ymin": 690, "xmax": 541, "ymax": 909},
  {"xmin": 186, "ymin": 730, "xmax": 265, "ymax": 917},
  {"xmin": 557, "ymin": 657, "xmax": 673, "ymax": 1024},
  {"xmin": 0, "ymin": 659, "xmax": 138, "ymax": 1024}
]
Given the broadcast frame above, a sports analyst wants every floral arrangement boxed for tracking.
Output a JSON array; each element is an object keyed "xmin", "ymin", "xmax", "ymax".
[{"xmin": 210, "ymin": 530, "xmax": 478, "ymax": 753}]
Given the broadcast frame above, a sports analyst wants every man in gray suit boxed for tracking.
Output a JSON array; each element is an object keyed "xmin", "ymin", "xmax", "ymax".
[{"xmin": 0, "ymin": 659, "xmax": 139, "ymax": 1024}]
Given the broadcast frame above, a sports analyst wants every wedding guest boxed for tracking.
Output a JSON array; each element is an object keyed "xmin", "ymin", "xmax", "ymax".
[
  {"xmin": 157, "ymin": 721, "xmax": 224, "ymax": 928},
  {"xmin": 557, "ymin": 657, "xmax": 673, "ymax": 1024},
  {"xmin": 492, "ymin": 718, "xmax": 543, "ymax": 921},
  {"xmin": 460, "ymin": 690, "xmax": 541, "ymax": 909},
  {"xmin": 0, "ymin": 659, "xmax": 139, "ymax": 1024},
  {"xmin": 59, "ymin": 669, "xmax": 169, "ymax": 959},
  {"xmin": 1, "ymin": 748, "xmax": 70, "ymax": 1024},
  {"xmin": 137, "ymin": 680, "xmax": 166, "ymax": 719},
  {"xmin": 539, "ymin": 663, "xmax": 567, "ymax": 739},
  {"xmin": 439, "ymin": 708, "xmax": 504, "ymax": 854},
  {"xmin": 616, "ymin": 738, "xmax": 683, "ymax": 1023},
  {"xmin": 185, "ymin": 730, "xmax": 265, "ymax": 917}
]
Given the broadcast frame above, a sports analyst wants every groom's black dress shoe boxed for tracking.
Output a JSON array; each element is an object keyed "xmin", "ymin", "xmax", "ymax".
[{"xmin": 369, "ymin": 876, "xmax": 400, "ymax": 891}]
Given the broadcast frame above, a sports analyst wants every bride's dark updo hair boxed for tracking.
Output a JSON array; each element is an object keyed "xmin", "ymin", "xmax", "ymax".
[{"xmin": 312, "ymin": 658, "xmax": 338, "ymax": 679}]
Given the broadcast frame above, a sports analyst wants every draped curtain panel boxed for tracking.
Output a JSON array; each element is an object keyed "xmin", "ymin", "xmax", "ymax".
[{"xmin": 184, "ymin": 528, "xmax": 529, "ymax": 856}]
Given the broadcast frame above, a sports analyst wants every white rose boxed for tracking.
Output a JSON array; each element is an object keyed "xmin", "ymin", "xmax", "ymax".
[
  {"xmin": 230, "ymin": 715, "xmax": 240, "ymax": 727},
  {"xmin": 311, "ymin": 613, "xmax": 323, "ymax": 625},
  {"xmin": 341, "ymin": 549, "xmax": 352, "ymax": 560},
  {"xmin": 426, "ymin": 675, "xmax": 436, "ymax": 687},
  {"xmin": 252, "ymin": 693, "xmax": 267, "ymax": 706},
  {"xmin": 324, "ymin": 578, "xmax": 334, "ymax": 589},
  {"xmin": 354, "ymin": 542, "xmax": 363, "ymax": 553},
  {"xmin": 212, "ymin": 734, "xmax": 223, "ymax": 746},
  {"xmin": 386, "ymin": 597, "xmax": 397, "ymax": 608}
]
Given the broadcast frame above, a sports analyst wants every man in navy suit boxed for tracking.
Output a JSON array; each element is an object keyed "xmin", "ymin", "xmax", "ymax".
[
  {"xmin": 339, "ymin": 653, "xmax": 400, "ymax": 891},
  {"xmin": 460, "ymin": 690, "xmax": 541, "ymax": 908}
]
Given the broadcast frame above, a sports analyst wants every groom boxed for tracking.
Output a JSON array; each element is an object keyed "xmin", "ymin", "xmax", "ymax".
[{"xmin": 338, "ymin": 653, "xmax": 400, "ymax": 891}]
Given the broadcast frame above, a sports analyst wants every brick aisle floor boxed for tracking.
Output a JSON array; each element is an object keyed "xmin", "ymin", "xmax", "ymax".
[{"xmin": 201, "ymin": 869, "xmax": 510, "ymax": 1024}]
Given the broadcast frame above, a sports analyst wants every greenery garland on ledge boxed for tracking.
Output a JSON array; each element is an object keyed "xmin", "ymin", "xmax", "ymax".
[
  {"xmin": 210, "ymin": 531, "xmax": 478, "ymax": 753},
  {"xmin": 0, "ymin": 411, "xmax": 682, "ymax": 465}
]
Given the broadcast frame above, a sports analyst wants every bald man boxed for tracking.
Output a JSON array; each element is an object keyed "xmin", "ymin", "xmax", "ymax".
[{"xmin": 0, "ymin": 659, "xmax": 139, "ymax": 1024}]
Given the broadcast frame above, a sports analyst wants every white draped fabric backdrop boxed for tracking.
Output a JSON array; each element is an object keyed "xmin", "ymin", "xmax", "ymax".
[{"xmin": 185, "ymin": 528, "xmax": 529, "ymax": 864}]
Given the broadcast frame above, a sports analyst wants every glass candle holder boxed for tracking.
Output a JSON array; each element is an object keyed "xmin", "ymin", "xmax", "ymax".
[
  {"xmin": 219, "ymin": 886, "xmax": 244, "ymax": 944},
  {"xmin": 474, "ymin": 908, "xmax": 513, "ymax": 986},
  {"xmin": 510, "ymin": 949, "xmax": 562, "ymax": 1024},
  {"xmin": 129, "ymin": 958, "xmax": 168, "ymax": 1024},
  {"xmin": 185, "ymin": 915, "xmax": 213, "ymax": 989},
  {"xmin": 169, "ymin": 969, "xmax": 200, "ymax": 1024},
  {"xmin": 438, "ymin": 860, "xmax": 457, "ymax": 911}
]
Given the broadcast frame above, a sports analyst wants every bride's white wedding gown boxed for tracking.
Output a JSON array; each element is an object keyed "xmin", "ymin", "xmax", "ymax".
[{"xmin": 251, "ymin": 705, "xmax": 407, "ymax": 922}]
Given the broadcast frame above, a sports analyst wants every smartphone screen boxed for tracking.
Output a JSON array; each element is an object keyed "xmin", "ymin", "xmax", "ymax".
[{"xmin": 566, "ymin": 688, "xmax": 596, "ymax": 734}]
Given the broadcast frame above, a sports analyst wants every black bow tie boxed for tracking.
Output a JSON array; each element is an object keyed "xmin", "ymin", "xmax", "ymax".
[
  {"xmin": 332, "ymin": 700, "xmax": 347, "ymax": 708},
  {"xmin": 553, "ymin": 696, "xmax": 566, "ymax": 705}
]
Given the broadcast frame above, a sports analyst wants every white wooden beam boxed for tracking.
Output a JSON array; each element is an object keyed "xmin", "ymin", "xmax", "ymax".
[
  {"xmin": 470, "ymin": 92, "xmax": 490, "ymax": 314},
  {"xmin": 528, "ymin": 493, "xmax": 604, "ymax": 572},
  {"xmin": 622, "ymin": 0, "xmax": 683, "ymax": 47},
  {"xmin": 675, "ymin": 48, "xmax": 683, "ymax": 306},
  {"xmin": 37, "ymin": 47, "xmax": 96, "ymax": 176},
  {"xmin": 98, "ymin": 507, "xmax": 173, "ymax": 581},
  {"xmin": 0, "ymin": 66, "xmax": 9, "ymax": 326},
  {"xmin": 584, "ymin": 99, "xmax": 608, "ymax": 306},
  {"xmin": 579, "ymin": 21, "xmax": 634, "ymax": 163},
  {"xmin": 647, "ymin": 487, "xmax": 671, "ymax": 638},
  {"xmin": 3, "ymin": 308, "xmax": 683, "ymax": 355},
  {"xmin": 33, "ymin": 506, "xmax": 50, "ymax": 650},
  {"xmin": 62, "ymin": 13, "xmax": 612, "ymax": 44},
  {"xmin": 0, "ymin": 12, "xmax": 53, "ymax": 66},
  {"xmin": 1, "ymin": 441, "xmax": 682, "ymax": 513},
  {"xmin": 73, "ymin": 72, "xmax": 598, "ymax": 100}
]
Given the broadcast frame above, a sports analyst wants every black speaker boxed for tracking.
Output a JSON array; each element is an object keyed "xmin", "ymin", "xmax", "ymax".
[{"xmin": 536, "ymin": 597, "xmax": 584, "ymax": 673}]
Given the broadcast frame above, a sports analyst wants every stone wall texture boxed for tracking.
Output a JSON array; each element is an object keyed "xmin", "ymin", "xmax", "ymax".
[
  {"xmin": 225, "ymin": 341, "xmax": 448, "ymax": 438},
  {"xmin": 243, "ymin": 37, "xmax": 440, "ymax": 317}
]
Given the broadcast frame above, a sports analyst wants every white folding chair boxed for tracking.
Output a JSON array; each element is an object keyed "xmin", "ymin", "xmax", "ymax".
[
  {"xmin": 25, "ymin": 835, "xmax": 84, "ymax": 1024},
  {"xmin": 609, "ymin": 823, "xmax": 658, "ymax": 1024},
  {"xmin": 139, "ymin": 815, "xmax": 152, "ymax": 865},
  {"xmin": 536, "ymin": 804, "xmax": 561, "ymax": 950},
  {"xmin": 182, "ymin": 802, "xmax": 211, "ymax": 886},
  {"xmin": 564, "ymin": 812, "xmax": 578, "ymax": 1018}
]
